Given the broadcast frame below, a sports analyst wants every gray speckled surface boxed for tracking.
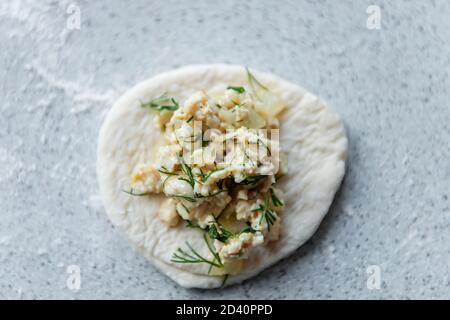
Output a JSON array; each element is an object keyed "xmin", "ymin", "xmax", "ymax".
[{"xmin": 0, "ymin": 0, "xmax": 449, "ymax": 299}]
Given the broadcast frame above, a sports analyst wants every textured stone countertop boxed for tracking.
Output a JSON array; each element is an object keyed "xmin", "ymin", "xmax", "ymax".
[{"xmin": 0, "ymin": 0, "xmax": 449, "ymax": 299}]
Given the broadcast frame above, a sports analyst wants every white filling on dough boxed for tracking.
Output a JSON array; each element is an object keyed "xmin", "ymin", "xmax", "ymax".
[
  {"xmin": 97, "ymin": 65, "xmax": 347, "ymax": 288},
  {"xmin": 128, "ymin": 80, "xmax": 287, "ymax": 272}
]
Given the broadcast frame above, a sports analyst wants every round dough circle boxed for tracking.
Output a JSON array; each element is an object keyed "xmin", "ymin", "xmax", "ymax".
[{"xmin": 97, "ymin": 64, "xmax": 347, "ymax": 288}]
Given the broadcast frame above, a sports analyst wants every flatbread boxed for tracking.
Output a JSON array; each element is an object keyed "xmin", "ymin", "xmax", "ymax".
[{"xmin": 97, "ymin": 64, "xmax": 347, "ymax": 288}]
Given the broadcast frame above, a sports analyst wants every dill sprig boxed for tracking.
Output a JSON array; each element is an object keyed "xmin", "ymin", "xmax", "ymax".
[
  {"xmin": 196, "ymin": 168, "xmax": 224, "ymax": 183},
  {"xmin": 257, "ymin": 138, "xmax": 272, "ymax": 156},
  {"xmin": 194, "ymin": 189, "xmax": 228, "ymax": 199},
  {"xmin": 184, "ymin": 217, "xmax": 258, "ymax": 244},
  {"xmin": 246, "ymin": 67, "xmax": 268, "ymax": 91},
  {"xmin": 185, "ymin": 219, "xmax": 202, "ymax": 229},
  {"xmin": 121, "ymin": 189, "xmax": 151, "ymax": 196},
  {"xmin": 202, "ymin": 139, "xmax": 210, "ymax": 147},
  {"xmin": 252, "ymin": 193, "xmax": 277, "ymax": 231},
  {"xmin": 207, "ymin": 222, "xmax": 234, "ymax": 243},
  {"xmin": 230, "ymin": 100, "xmax": 246, "ymax": 112},
  {"xmin": 181, "ymin": 134, "xmax": 201, "ymax": 143},
  {"xmin": 170, "ymin": 189, "xmax": 227, "ymax": 203},
  {"xmin": 177, "ymin": 155, "xmax": 196, "ymax": 188},
  {"xmin": 240, "ymin": 175, "xmax": 266, "ymax": 185},
  {"xmin": 158, "ymin": 166, "xmax": 178, "ymax": 187},
  {"xmin": 240, "ymin": 224, "xmax": 258, "ymax": 234},
  {"xmin": 141, "ymin": 92, "xmax": 179, "ymax": 112},
  {"xmin": 157, "ymin": 166, "xmax": 177, "ymax": 176},
  {"xmin": 209, "ymin": 218, "xmax": 258, "ymax": 242},
  {"xmin": 171, "ymin": 234, "xmax": 223, "ymax": 269},
  {"xmin": 246, "ymin": 67, "xmax": 271, "ymax": 102},
  {"xmin": 259, "ymin": 205, "xmax": 277, "ymax": 231},
  {"xmin": 269, "ymin": 187, "xmax": 284, "ymax": 207},
  {"xmin": 221, "ymin": 274, "xmax": 229, "ymax": 287},
  {"xmin": 227, "ymin": 86, "xmax": 246, "ymax": 93},
  {"xmin": 170, "ymin": 194, "xmax": 197, "ymax": 203}
]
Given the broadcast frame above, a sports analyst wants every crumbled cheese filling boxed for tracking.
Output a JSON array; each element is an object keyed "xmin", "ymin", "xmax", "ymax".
[{"xmin": 129, "ymin": 81, "xmax": 288, "ymax": 270}]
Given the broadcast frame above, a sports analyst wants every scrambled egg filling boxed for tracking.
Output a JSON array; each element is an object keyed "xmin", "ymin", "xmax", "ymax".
[{"xmin": 129, "ymin": 78, "xmax": 288, "ymax": 272}]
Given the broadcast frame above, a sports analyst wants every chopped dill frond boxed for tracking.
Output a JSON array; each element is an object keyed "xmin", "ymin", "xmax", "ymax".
[
  {"xmin": 141, "ymin": 92, "xmax": 179, "ymax": 112},
  {"xmin": 202, "ymin": 139, "xmax": 210, "ymax": 147},
  {"xmin": 170, "ymin": 194, "xmax": 197, "ymax": 203},
  {"xmin": 240, "ymin": 224, "xmax": 257, "ymax": 234},
  {"xmin": 121, "ymin": 189, "xmax": 151, "ymax": 196},
  {"xmin": 246, "ymin": 67, "xmax": 268, "ymax": 91},
  {"xmin": 221, "ymin": 274, "xmax": 229, "ymax": 287},
  {"xmin": 170, "ymin": 189, "xmax": 227, "ymax": 204},
  {"xmin": 157, "ymin": 166, "xmax": 177, "ymax": 176},
  {"xmin": 194, "ymin": 189, "xmax": 228, "ymax": 199},
  {"xmin": 227, "ymin": 86, "xmax": 246, "ymax": 93},
  {"xmin": 257, "ymin": 138, "xmax": 271, "ymax": 156},
  {"xmin": 186, "ymin": 116, "xmax": 194, "ymax": 123},
  {"xmin": 252, "ymin": 192, "xmax": 277, "ymax": 231},
  {"xmin": 177, "ymin": 155, "xmax": 196, "ymax": 188},
  {"xmin": 196, "ymin": 168, "xmax": 224, "ymax": 182},
  {"xmin": 240, "ymin": 175, "xmax": 266, "ymax": 185},
  {"xmin": 207, "ymin": 222, "xmax": 233, "ymax": 243},
  {"xmin": 171, "ymin": 234, "xmax": 223, "ymax": 269},
  {"xmin": 246, "ymin": 67, "xmax": 271, "ymax": 101},
  {"xmin": 185, "ymin": 219, "xmax": 202, "ymax": 229},
  {"xmin": 180, "ymin": 134, "xmax": 200, "ymax": 143},
  {"xmin": 269, "ymin": 187, "xmax": 283, "ymax": 207}
]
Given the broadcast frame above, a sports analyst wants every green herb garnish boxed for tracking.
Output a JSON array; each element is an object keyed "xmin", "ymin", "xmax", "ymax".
[
  {"xmin": 257, "ymin": 138, "xmax": 272, "ymax": 156},
  {"xmin": 252, "ymin": 193, "xmax": 277, "ymax": 231},
  {"xmin": 185, "ymin": 219, "xmax": 202, "ymax": 229},
  {"xmin": 207, "ymin": 222, "xmax": 234, "ymax": 243},
  {"xmin": 197, "ymin": 168, "xmax": 224, "ymax": 183},
  {"xmin": 246, "ymin": 67, "xmax": 270, "ymax": 101},
  {"xmin": 158, "ymin": 166, "xmax": 178, "ymax": 188},
  {"xmin": 194, "ymin": 189, "xmax": 228, "ymax": 199},
  {"xmin": 171, "ymin": 234, "xmax": 223, "ymax": 269},
  {"xmin": 170, "ymin": 194, "xmax": 197, "ymax": 203},
  {"xmin": 121, "ymin": 189, "xmax": 151, "ymax": 196},
  {"xmin": 183, "ymin": 217, "xmax": 258, "ymax": 245},
  {"xmin": 221, "ymin": 274, "xmax": 229, "ymax": 287},
  {"xmin": 227, "ymin": 86, "xmax": 246, "ymax": 94},
  {"xmin": 240, "ymin": 175, "xmax": 266, "ymax": 185},
  {"xmin": 177, "ymin": 155, "xmax": 196, "ymax": 188},
  {"xmin": 141, "ymin": 92, "xmax": 179, "ymax": 112},
  {"xmin": 269, "ymin": 187, "xmax": 283, "ymax": 207},
  {"xmin": 157, "ymin": 166, "xmax": 177, "ymax": 176},
  {"xmin": 170, "ymin": 188, "xmax": 227, "ymax": 204},
  {"xmin": 246, "ymin": 67, "xmax": 268, "ymax": 91},
  {"xmin": 240, "ymin": 224, "xmax": 258, "ymax": 234}
]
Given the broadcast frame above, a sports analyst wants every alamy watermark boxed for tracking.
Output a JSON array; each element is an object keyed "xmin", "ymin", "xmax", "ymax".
[
  {"xmin": 366, "ymin": 5, "xmax": 381, "ymax": 30},
  {"xmin": 66, "ymin": 4, "xmax": 81, "ymax": 30},
  {"xmin": 366, "ymin": 265, "xmax": 381, "ymax": 290},
  {"xmin": 66, "ymin": 265, "xmax": 81, "ymax": 291}
]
